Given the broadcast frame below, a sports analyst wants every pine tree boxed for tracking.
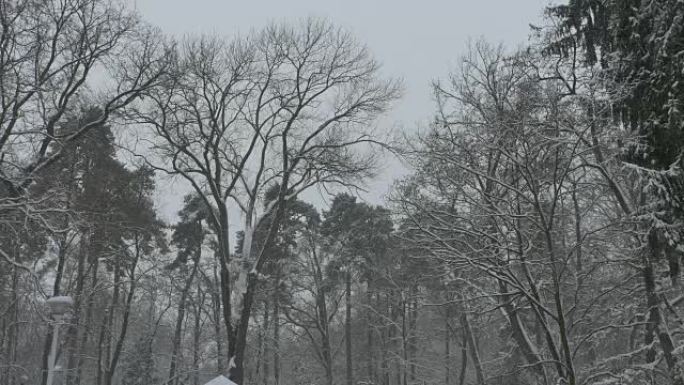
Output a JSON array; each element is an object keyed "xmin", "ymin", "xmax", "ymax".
[{"xmin": 547, "ymin": 0, "xmax": 684, "ymax": 204}]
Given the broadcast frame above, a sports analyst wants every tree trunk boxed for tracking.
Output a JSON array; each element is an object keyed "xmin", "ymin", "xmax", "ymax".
[
  {"xmin": 66, "ymin": 237, "xmax": 88, "ymax": 385},
  {"xmin": 461, "ymin": 310, "xmax": 485, "ymax": 385},
  {"xmin": 105, "ymin": 260, "xmax": 139, "ymax": 385},
  {"xmin": 4, "ymin": 266, "xmax": 18, "ymax": 385},
  {"xmin": 318, "ymin": 268, "xmax": 334, "ymax": 385},
  {"xmin": 99, "ymin": 254, "xmax": 122, "ymax": 385},
  {"xmin": 445, "ymin": 307, "xmax": 451, "ymax": 385},
  {"xmin": 42, "ymin": 316, "xmax": 58, "ymax": 385},
  {"xmin": 458, "ymin": 324, "xmax": 468, "ymax": 385},
  {"xmin": 77, "ymin": 254, "xmax": 100, "ymax": 385},
  {"xmin": 168, "ymin": 255, "xmax": 200, "ymax": 385},
  {"xmin": 497, "ymin": 279, "xmax": 545, "ymax": 378},
  {"xmin": 215, "ymin": 205, "xmax": 235, "ymax": 375},
  {"xmin": 381, "ymin": 293, "xmax": 390, "ymax": 385},
  {"xmin": 401, "ymin": 295, "xmax": 408, "ymax": 385},
  {"xmin": 193, "ymin": 284, "xmax": 204, "ymax": 385},
  {"xmin": 314, "ymin": 283, "xmax": 334, "ymax": 385},
  {"xmin": 393, "ymin": 293, "xmax": 402, "ymax": 385},
  {"xmin": 409, "ymin": 289, "xmax": 417, "ymax": 383},
  {"xmin": 366, "ymin": 285, "xmax": 376, "ymax": 385},
  {"xmin": 345, "ymin": 271, "xmax": 353, "ymax": 385},
  {"xmin": 40, "ymin": 238, "xmax": 69, "ymax": 385},
  {"xmin": 644, "ymin": 230, "xmax": 684, "ymax": 385},
  {"xmin": 256, "ymin": 298, "xmax": 270, "ymax": 385},
  {"xmin": 273, "ymin": 273, "xmax": 281, "ymax": 385},
  {"xmin": 96, "ymin": 308, "xmax": 107, "ymax": 385},
  {"xmin": 212, "ymin": 262, "xmax": 225, "ymax": 374},
  {"xmin": 263, "ymin": 298, "xmax": 270, "ymax": 385}
]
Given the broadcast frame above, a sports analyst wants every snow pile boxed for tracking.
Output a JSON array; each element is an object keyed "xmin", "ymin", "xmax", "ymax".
[{"xmin": 203, "ymin": 375, "xmax": 238, "ymax": 385}]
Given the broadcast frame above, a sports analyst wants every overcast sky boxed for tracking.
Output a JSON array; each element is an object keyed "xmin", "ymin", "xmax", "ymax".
[{"xmin": 134, "ymin": 0, "xmax": 551, "ymax": 220}]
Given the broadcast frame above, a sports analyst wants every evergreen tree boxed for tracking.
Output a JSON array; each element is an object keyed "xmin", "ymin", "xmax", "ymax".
[{"xmin": 547, "ymin": 0, "xmax": 684, "ymax": 219}]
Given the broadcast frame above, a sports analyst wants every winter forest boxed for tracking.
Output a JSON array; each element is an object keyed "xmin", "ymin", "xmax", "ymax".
[{"xmin": 2, "ymin": 0, "xmax": 684, "ymax": 385}]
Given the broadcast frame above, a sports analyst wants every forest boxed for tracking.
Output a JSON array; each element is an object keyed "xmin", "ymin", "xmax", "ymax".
[{"xmin": 1, "ymin": 0, "xmax": 684, "ymax": 385}]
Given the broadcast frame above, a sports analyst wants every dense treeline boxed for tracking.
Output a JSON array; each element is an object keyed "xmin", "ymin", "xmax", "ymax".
[{"xmin": 1, "ymin": 1, "xmax": 683, "ymax": 385}]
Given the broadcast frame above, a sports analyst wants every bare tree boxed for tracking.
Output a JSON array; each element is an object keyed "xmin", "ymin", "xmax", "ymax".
[
  {"xmin": 132, "ymin": 18, "xmax": 400, "ymax": 383},
  {"xmin": 394, "ymin": 41, "xmax": 655, "ymax": 385}
]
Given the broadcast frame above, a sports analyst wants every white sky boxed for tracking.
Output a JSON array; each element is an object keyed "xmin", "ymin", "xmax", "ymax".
[{"xmin": 133, "ymin": 0, "xmax": 552, "ymax": 221}]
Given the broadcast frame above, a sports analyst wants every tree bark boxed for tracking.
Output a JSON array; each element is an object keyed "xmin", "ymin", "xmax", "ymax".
[
  {"xmin": 273, "ymin": 273, "xmax": 281, "ymax": 385},
  {"xmin": 105, "ymin": 248, "xmax": 140, "ymax": 385},
  {"xmin": 216, "ymin": 205, "xmax": 235, "ymax": 366},
  {"xmin": 445, "ymin": 307, "xmax": 451, "ymax": 385},
  {"xmin": 66, "ymin": 236, "xmax": 88, "ymax": 385},
  {"xmin": 458, "ymin": 324, "xmax": 468, "ymax": 385},
  {"xmin": 409, "ymin": 289, "xmax": 417, "ymax": 383},
  {"xmin": 168, "ymin": 252, "xmax": 200, "ymax": 385},
  {"xmin": 258, "ymin": 298, "xmax": 270, "ymax": 385},
  {"xmin": 193, "ymin": 284, "xmax": 204, "ymax": 385},
  {"xmin": 40, "ymin": 238, "xmax": 69, "ymax": 385},
  {"xmin": 98, "ymin": 252, "xmax": 122, "ymax": 385},
  {"xmin": 4, "ymin": 265, "xmax": 18, "ymax": 385},
  {"xmin": 366, "ymin": 286, "xmax": 376, "ymax": 385},
  {"xmin": 211, "ymin": 262, "xmax": 225, "ymax": 374},
  {"xmin": 401, "ymin": 295, "xmax": 408, "ymax": 385},
  {"xmin": 644, "ymin": 230, "xmax": 684, "ymax": 385},
  {"xmin": 345, "ymin": 271, "xmax": 353, "ymax": 385},
  {"xmin": 461, "ymin": 309, "xmax": 485, "ymax": 385}
]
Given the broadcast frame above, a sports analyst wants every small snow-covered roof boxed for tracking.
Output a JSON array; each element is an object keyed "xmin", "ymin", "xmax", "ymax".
[{"xmin": 203, "ymin": 375, "xmax": 238, "ymax": 385}]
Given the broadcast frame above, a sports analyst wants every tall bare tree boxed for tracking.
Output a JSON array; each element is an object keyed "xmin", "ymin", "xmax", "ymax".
[{"xmin": 132, "ymin": 18, "xmax": 400, "ymax": 383}]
